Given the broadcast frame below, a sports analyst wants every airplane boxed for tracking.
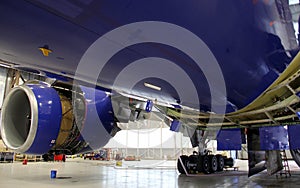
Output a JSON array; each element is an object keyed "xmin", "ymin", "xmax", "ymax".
[{"xmin": 0, "ymin": 0, "xmax": 300, "ymax": 176}]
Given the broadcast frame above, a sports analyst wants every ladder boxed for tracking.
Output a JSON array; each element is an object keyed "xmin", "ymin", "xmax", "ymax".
[{"xmin": 276, "ymin": 150, "xmax": 291, "ymax": 178}]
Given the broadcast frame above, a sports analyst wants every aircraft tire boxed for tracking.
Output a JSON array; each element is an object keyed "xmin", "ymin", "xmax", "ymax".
[
  {"xmin": 208, "ymin": 155, "xmax": 218, "ymax": 173},
  {"xmin": 216, "ymin": 154, "xmax": 224, "ymax": 171},
  {"xmin": 201, "ymin": 155, "xmax": 210, "ymax": 174},
  {"xmin": 177, "ymin": 155, "xmax": 189, "ymax": 174}
]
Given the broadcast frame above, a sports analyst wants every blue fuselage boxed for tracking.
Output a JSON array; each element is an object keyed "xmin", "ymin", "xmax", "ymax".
[{"xmin": 0, "ymin": 0, "xmax": 298, "ymax": 112}]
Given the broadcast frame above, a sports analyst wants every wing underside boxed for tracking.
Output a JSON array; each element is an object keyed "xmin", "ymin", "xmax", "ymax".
[{"xmin": 164, "ymin": 52, "xmax": 300, "ymax": 129}]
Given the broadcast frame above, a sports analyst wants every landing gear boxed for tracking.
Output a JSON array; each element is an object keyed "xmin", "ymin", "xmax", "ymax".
[
  {"xmin": 177, "ymin": 130, "xmax": 233, "ymax": 175},
  {"xmin": 201, "ymin": 155, "xmax": 210, "ymax": 174},
  {"xmin": 216, "ymin": 154, "xmax": 225, "ymax": 171},
  {"xmin": 177, "ymin": 155, "xmax": 189, "ymax": 174},
  {"xmin": 177, "ymin": 153, "xmax": 231, "ymax": 174},
  {"xmin": 208, "ymin": 155, "xmax": 218, "ymax": 173}
]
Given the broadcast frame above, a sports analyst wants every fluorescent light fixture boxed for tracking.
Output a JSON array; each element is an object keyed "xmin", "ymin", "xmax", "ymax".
[
  {"xmin": 0, "ymin": 62, "xmax": 11, "ymax": 68},
  {"xmin": 144, "ymin": 82, "xmax": 161, "ymax": 91}
]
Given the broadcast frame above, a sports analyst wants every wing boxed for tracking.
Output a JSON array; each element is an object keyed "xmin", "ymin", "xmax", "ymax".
[{"xmin": 168, "ymin": 52, "xmax": 300, "ymax": 128}]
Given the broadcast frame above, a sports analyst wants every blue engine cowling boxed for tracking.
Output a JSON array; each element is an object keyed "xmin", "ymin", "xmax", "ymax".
[
  {"xmin": 0, "ymin": 81, "xmax": 117, "ymax": 155},
  {"xmin": 0, "ymin": 82, "xmax": 62, "ymax": 154}
]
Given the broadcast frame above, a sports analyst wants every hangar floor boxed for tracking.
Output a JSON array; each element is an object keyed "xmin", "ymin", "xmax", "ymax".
[{"xmin": 0, "ymin": 159, "xmax": 300, "ymax": 188}]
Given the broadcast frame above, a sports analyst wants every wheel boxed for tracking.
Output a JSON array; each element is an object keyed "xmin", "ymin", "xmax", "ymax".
[
  {"xmin": 216, "ymin": 154, "xmax": 224, "ymax": 171},
  {"xmin": 201, "ymin": 155, "xmax": 210, "ymax": 174},
  {"xmin": 188, "ymin": 155, "xmax": 199, "ymax": 173},
  {"xmin": 208, "ymin": 155, "xmax": 218, "ymax": 173},
  {"xmin": 177, "ymin": 155, "xmax": 189, "ymax": 174}
]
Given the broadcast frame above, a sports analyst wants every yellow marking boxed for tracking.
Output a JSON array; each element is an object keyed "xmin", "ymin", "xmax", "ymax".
[{"xmin": 39, "ymin": 47, "xmax": 52, "ymax": 56}]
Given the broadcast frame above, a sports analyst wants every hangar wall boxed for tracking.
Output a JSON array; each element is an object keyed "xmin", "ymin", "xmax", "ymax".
[{"xmin": 104, "ymin": 123, "xmax": 195, "ymax": 159}]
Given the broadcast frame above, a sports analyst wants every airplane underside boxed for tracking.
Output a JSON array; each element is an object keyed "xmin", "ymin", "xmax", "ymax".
[
  {"xmin": 0, "ymin": 63, "xmax": 299, "ymax": 177},
  {"xmin": 0, "ymin": 0, "xmax": 300, "ymax": 178}
]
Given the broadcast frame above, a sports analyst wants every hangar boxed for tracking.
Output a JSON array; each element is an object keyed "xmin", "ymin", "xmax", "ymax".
[{"xmin": 1, "ymin": 0, "xmax": 300, "ymax": 187}]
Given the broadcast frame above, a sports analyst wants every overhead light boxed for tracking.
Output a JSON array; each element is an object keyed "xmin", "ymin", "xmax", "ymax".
[
  {"xmin": 144, "ymin": 82, "xmax": 161, "ymax": 91},
  {"xmin": 0, "ymin": 62, "xmax": 11, "ymax": 68}
]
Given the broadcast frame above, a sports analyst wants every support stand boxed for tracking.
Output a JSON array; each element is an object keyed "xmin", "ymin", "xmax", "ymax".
[{"xmin": 276, "ymin": 150, "xmax": 291, "ymax": 178}]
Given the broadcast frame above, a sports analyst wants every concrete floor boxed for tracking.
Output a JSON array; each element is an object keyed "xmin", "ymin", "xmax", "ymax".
[{"xmin": 0, "ymin": 159, "xmax": 300, "ymax": 188}]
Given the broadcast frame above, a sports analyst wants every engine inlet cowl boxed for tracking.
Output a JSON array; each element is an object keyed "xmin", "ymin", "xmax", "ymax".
[{"xmin": 0, "ymin": 83, "xmax": 62, "ymax": 154}]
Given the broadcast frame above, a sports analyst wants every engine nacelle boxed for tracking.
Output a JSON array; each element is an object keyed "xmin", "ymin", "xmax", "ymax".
[
  {"xmin": 0, "ymin": 82, "xmax": 62, "ymax": 154},
  {"xmin": 0, "ymin": 81, "xmax": 117, "ymax": 155}
]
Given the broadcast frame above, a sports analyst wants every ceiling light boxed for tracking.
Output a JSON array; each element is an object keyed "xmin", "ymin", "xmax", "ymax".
[
  {"xmin": 0, "ymin": 62, "xmax": 11, "ymax": 68},
  {"xmin": 144, "ymin": 82, "xmax": 161, "ymax": 91}
]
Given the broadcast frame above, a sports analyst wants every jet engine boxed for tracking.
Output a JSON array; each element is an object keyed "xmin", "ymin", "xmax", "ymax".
[{"xmin": 0, "ymin": 81, "xmax": 118, "ymax": 155}]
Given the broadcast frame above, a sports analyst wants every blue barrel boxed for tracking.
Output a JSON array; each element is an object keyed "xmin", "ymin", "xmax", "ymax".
[{"xmin": 50, "ymin": 170, "xmax": 57, "ymax": 179}]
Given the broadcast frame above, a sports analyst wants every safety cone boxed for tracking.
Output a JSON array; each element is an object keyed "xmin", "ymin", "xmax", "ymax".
[{"xmin": 22, "ymin": 159, "xmax": 27, "ymax": 165}]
